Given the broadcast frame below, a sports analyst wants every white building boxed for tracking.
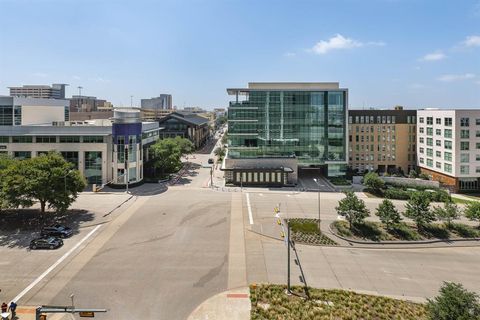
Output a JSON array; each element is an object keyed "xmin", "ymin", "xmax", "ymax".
[{"xmin": 417, "ymin": 109, "xmax": 480, "ymax": 192}]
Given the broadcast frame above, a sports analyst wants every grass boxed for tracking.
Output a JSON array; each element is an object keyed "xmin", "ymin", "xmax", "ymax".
[
  {"xmin": 250, "ymin": 284, "xmax": 428, "ymax": 320},
  {"xmin": 332, "ymin": 220, "xmax": 479, "ymax": 242},
  {"xmin": 287, "ymin": 218, "xmax": 337, "ymax": 246},
  {"xmin": 451, "ymin": 197, "xmax": 475, "ymax": 205}
]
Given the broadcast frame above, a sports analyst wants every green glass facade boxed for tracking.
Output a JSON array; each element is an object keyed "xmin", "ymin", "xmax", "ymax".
[{"xmin": 227, "ymin": 90, "xmax": 347, "ymax": 176}]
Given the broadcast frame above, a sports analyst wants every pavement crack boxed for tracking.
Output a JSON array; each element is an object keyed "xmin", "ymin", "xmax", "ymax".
[
  {"xmin": 205, "ymin": 217, "xmax": 227, "ymax": 228},
  {"xmin": 130, "ymin": 232, "xmax": 174, "ymax": 246},
  {"xmin": 193, "ymin": 254, "xmax": 228, "ymax": 288}
]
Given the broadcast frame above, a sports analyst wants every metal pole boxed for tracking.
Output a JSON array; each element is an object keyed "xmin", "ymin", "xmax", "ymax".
[
  {"xmin": 210, "ymin": 166, "xmax": 213, "ymax": 188},
  {"xmin": 318, "ymin": 188, "xmax": 321, "ymax": 231},
  {"xmin": 287, "ymin": 220, "xmax": 291, "ymax": 295},
  {"xmin": 125, "ymin": 144, "xmax": 129, "ymax": 193}
]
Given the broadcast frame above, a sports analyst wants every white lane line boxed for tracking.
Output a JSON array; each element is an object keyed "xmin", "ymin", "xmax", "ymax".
[
  {"xmin": 12, "ymin": 225, "xmax": 102, "ymax": 303},
  {"xmin": 245, "ymin": 193, "xmax": 254, "ymax": 225}
]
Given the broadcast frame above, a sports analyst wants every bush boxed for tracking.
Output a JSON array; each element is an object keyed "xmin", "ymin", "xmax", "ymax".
[
  {"xmin": 352, "ymin": 221, "xmax": 383, "ymax": 241},
  {"xmin": 363, "ymin": 172, "xmax": 385, "ymax": 193},
  {"xmin": 448, "ymin": 223, "xmax": 480, "ymax": 238},
  {"xmin": 328, "ymin": 177, "xmax": 351, "ymax": 186},
  {"xmin": 332, "ymin": 221, "xmax": 352, "ymax": 237},
  {"xmin": 421, "ymin": 224, "xmax": 450, "ymax": 239},
  {"xmin": 389, "ymin": 223, "xmax": 422, "ymax": 240},
  {"xmin": 384, "ymin": 188, "xmax": 412, "ymax": 200},
  {"xmin": 427, "ymin": 282, "xmax": 480, "ymax": 320},
  {"xmin": 289, "ymin": 219, "xmax": 319, "ymax": 234}
]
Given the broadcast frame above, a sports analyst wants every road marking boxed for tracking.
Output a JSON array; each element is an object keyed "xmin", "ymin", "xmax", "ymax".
[
  {"xmin": 12, "ymin": 225, "xmax": 102, "ymax": 303},
  {"xmin": 246, "ymin": 193, "xmax": 254, "ymax": 225}
]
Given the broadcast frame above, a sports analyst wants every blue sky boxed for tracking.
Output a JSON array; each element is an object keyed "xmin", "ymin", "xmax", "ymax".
[{"xmin": 0, "ymin": 0, "xmax": 479, "ymax": 109}]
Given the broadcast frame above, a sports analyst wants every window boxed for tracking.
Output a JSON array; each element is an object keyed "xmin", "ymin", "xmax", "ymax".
[
  {"xmin": 12, "ymin": 136, "xmax": 32, "ymax": 143},
  {"xmin": 477, "ymin": 154, "xmax": 480, "ymax": 161},
  {"xmin": 427, "ymin": 117, "xmax": 433, "ymax": 125},
  {"xmin": 436, "ymin": 118, "xmax": 441, "ymax": 124},
  {"xmin": 436, "ymin": 162, "xmax": 442, "ymax": 169},
  {"xmin": 426, "ymin": 127, "xmax": 433, "ymax": 136},
  {"xmin": 348, "ymin": 116, "xmax": 352, "ymax": 124},
  {"xmin": 61, "ymin": 151, "xmax": 79, "ymax": 169},
  {"xmin": 460, "ymin": 117, "xmax": 470, "ymax": 127},
  {"xmin": 64, "ymin": 106, "xmax": 69, "ymax": 121},
  {"xmin": 36, "ymin": 136, "xmax": 56, "ymax": 143},
  {"xmin": 445, "ymin": 118, "xmax": 452, "ymax": 126},
  {"xmin": 444, "ymin": 152, "xmax": 452, "ymax": 161},
  {"xmin": 460, "ymin": 141, "xmax": 470, "ymax": 151},
  {"xmin": 419, "ymin": 147, "xmax": 424, "ymax": 154},
  {"xmin": 476, "ymin": 167, "xmax": 480, "ymax": 173},
  {"xmin": 436, "ymin": 151, "xmax": 441, "ymax": 157},
  {"xmin": 427, "ymin": 148, "xmax": 433, "ymax": 156},
  {"xmin": 419, "ymin": 127, "xmax": 424, "ymax": 133},
  {"xmin": 419, "ymin": 157, "xmax": 424, "ymax": 164},
  {"xmin": 427, "ymin": 138, "xmax": 433, "ymax": 146},
  {"xmin": 419, "ymin": 137, "xmax": 424, "ymax": 144},
  {"xmin": 436, "ymin": 129, "xmax": 441, "ymax": 135},
  {"xmin": 14, "ymin": 106, "xmax": 21, "ymax": 125},
  {"xmin": 59, "ymin": 136, "xmax": 80, "ymax": 143},
  {"xmin": 13, "ymin": 151, "xmax": 31, "ymax": 159},
  {"xmin": 83, "ymin": 136, "xmax": 104, "ymax": 143},
  {"xmin": 436, "ymin": 140, "xmax": 441, "ymax": 147},
  {"xmin": 0, "ymin": 105, "xmax": 13, "ymax": 126},
  {"xmin": 461, "ymin": 154, "xmax": 470, "ymax": 163},
  {"xmin": 444, "ymin": 163, "xmax": 452, "ymax": 173},
  {"xmin": 476, "ymin": 118, "xmax": 480, "ymax": 125},
  {"xmin": 461, "ymin": 130, "xmax": 470, "ymax": 139},
  {"xmin": 444, "ymin": 140, "xmax": 452, "ymax": 150},
  {"xmin": 444, "ymin": 129, "xmax": 452, "ymax": 138},
  {"xmin": 477, "ymin": 143, "xmax": 480, "ymax": 149},
  {"xmin": 419, "ymin": 117, "xmax": 424, "ymax": 123},
  {"xmin": 476, "ymin": 131, "xmax": 480, "ymax": 138},
  {"xmin": 460, "ymin": 165, "xmax": 469, "ymax": 174},
  {"xmin": 0, "ymin": 136, "xmax": 9, "ymax": 143},
  {"xmin": 84, "ymin": 151, "xmax": 102, "ymax": 184},
  {"xmin": 427, "ymin": 159, "xmax": 433, "ymax": 167}
]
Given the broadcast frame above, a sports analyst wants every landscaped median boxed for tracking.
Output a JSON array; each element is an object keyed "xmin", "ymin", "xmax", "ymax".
[{"xmin": 286, "ymin": 218, "xmax": 337, "ymax": 246}]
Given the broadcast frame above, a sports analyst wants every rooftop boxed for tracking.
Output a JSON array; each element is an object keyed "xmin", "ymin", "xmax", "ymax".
[{"xmin": 227, "ymin": 82, "xmax": 345, "ymax": 95}]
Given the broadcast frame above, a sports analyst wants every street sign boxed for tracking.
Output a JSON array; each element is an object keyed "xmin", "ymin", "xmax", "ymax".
[{"xmin": 79, "ymin": 311, "xmax": 95, "ymax": 317}]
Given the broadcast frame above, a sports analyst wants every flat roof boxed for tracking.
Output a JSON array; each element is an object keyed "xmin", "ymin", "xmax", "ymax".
[{"xmin": 227, "ymin": 82, "xmax": 346, "ymax": 95}]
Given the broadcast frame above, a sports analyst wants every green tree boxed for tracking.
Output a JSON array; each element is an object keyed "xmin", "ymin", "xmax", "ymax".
[
  {"xmin": 404, "ymin": 192, "xmax": 435, "ymax": 230},
  {"xmin": 427, "ymin": 282, "xmax": 480, "ymax": 320},
  {"xmin": 214, "ymin": 147, "xmax": 225, "ymax": 158},
  {"xmin": 433, "ymin": 201, "xmax": 460, "ymax": 228},
  {"xmin": 363, "ymin": 172, "xmax": 385, "ymax": 194},
  {"xmin": 149, "ymin": 138, "xmax": 182, "ymax": 176},
  {"xmin": 375, "ymin": 199, "xmax": 402, "ymax": 230},
  {"xmin": 174, "ymin": 136, "xmax": 194, "ymax": 155},
  {"xmin": 221, "ymin": 133, "xmax": 228, "ymax": 145},
  {"xmin": 336, "ymin": 191, "xmax": 370, "ymax": 229},
  {"xmin": 464, "ymin": 201, "xmax": 480, "ymax": 227},
  {"xmin": 0, "ymin": 152, "xmax": 86, "ymax": 213}
]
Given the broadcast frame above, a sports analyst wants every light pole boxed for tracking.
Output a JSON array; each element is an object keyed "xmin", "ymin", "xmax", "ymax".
[
  {"xmin": 124, "ymin": 144, "xmax": 129, "ymax": 193},
  {"xmin": 313, "ymin": 178, "xmax": 325, "ymax": 231}
]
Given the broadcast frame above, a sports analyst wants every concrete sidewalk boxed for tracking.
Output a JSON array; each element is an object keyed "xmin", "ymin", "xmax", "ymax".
[{"xmin": 187, "ymin": 287, "xmax": 251, "ymax": 320}]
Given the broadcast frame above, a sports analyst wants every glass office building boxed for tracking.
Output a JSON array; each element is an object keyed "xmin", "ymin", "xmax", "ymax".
[{"xmin": 225, "ymin": 83, "xmax": 348, "ymax": 185}]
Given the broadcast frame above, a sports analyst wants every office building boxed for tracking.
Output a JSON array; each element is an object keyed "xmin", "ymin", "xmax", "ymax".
[
  {"xmin": 141, "ymin": 94, "xmax": 172, "ymax": 110},
  {"xmin": 157, "ymin": 111, "xmax": 210, "ymax": 149},
  {"xmin": 9, "ymin": 84, "xmax": 68, "ymax": 99},
  {"xmin": 69, "ymin": 95, "xmax": 114, "ymax": 121},
  {"xmin": 224, "ymin": 82, "xmax": 348, "ymax": 186},
  {"xmin": 417, "ymin": 109, "xmax": 480, "ymax": 192},
  {"xmin": 0, "ymin": 100, "xmax": 159, "ymax": 187},
  {"xmin": 0, "ymin": 96, "xmax": 69, "ymax": 125},
  {"xmin": 348, "ymin": 107, "xmax": 417, "ymax": 174}
]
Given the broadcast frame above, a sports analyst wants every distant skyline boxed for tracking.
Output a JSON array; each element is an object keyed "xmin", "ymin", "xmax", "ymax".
[{"xmin": 0, "ymin": 0, "xmax": 479, "ymax": 109}]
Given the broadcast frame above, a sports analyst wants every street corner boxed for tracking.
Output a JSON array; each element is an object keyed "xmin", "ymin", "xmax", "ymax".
[{"xmin": 187, "ymin": 287, "xmax": 251, "ymax": 320}]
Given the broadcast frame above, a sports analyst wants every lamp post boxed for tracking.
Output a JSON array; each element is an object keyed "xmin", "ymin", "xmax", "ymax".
[
  {"xmin": 124, "ymin": 144, "xmax": 129, "ymax": 193},
  {"xmin": 313, "ymin": 178, "xmax": 325, "ymax": 231}
]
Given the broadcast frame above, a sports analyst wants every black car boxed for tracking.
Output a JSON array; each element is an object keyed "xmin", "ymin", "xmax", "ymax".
[
  {"xmin": 41, "ymin": 224, "xmax": 73, "ymax": 238},
  {"xmin": 208, "ymin": 158, "xmax": 214, "ymax": 164},
  {"xmin": 30, "ymin": 237, "xmax": 63, "ymax": 250}
]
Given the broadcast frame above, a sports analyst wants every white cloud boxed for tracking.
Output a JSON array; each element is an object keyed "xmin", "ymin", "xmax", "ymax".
[
  {"xmin": 437, "ymin": 73, "xmax": 476, "ymax": 82},
  {"xmin": 310, "ymin": 34, "xmax": 363, "ymax": 54},
  {"xmin": 420, "ymin": 51, "xmax": 446, "ymax": 61},
  {"xmin": 462, "ymin": 35, "xmax": 480, "ymax": 47}
]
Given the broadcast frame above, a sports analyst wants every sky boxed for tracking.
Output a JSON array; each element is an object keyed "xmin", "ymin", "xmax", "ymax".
[{"xmin": 0, "ymin": 0, "xmax": 479, "ymax": 110}]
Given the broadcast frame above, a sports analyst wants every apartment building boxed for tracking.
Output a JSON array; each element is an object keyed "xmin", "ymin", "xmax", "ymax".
[
  {"xmin": 9, "ymin": 84, "xmax": 68, "ymax": 99},
  {"xmin": 417, "ymin": 109, "xmax": 480, "ymax": 192},
  {"xmin": 348, "ymin": 107, "xmax": 417, "ymax": 174},
  {"xmin": 141, "ymin": 94, "xmax": 172, "ymax": 110}
]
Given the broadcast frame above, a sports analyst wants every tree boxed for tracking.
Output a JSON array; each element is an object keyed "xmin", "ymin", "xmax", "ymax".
[
  {"xmin": 375, "ymin": 199, "xmax": 402, "ymax": 230},
  {"xmin": 464, "ymin": 201, "xmax": 480, "ymax": 227},
  {"xmin": 336, "ymin": 191, "xmax": 370, "ymax": 229},
  {"xmin": 427, "ymin": 282, "xmax": 480, "ymax": 320},
  {"xmin": 404, "ymin": 192, "xmax": 435, "ymax": 230},
  {"xmin": 214, "ymin": 147, "xmax": 225, "ymax": 158},
  {"xmin": 174, "ymin": 136, "xmax": 194, "ymax": 155},
  {"xmin": 433, "ymin": 201, "xmax": 460, "ymax": 228},
  {"xmin": 0, "ymin": 152, "xmax": 86, "ymax": 213},
  {"xmin": 221, "ymin": 133, "xmax": 228, "ymax": 145},
  {"xmin": 149, "ymin": 138, "xmax": 183, "ymax": 176},
  {"xmin": 363, "ymin": 172, "xmax": 384, "ymax": 194},
  {"xmin": 409, "ymin": 169, "xmax": 418, "ymax": 178}
]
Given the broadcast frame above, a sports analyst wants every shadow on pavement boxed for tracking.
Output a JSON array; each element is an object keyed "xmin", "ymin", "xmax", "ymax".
[
  {"xmin": 0, "ymin": 209, "xmax": 94, "ymax": 249},
  {"xmin": 196, "ymin": 138, "xmax": 218, "ymax": 154}
]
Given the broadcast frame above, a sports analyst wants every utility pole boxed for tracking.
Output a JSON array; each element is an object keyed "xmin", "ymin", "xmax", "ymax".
[
  {"xmin": 125, "ymin": 144, "xmax": 129, "ymax": 193},
  {"xmin": 130, "ymin": 95, "xmax": 134, "ymax": 108}
]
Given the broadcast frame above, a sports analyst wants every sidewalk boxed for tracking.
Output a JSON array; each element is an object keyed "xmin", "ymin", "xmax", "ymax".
[{"xmin": 187, "ymin": 288, "xmax": 251, "ymax": 320}]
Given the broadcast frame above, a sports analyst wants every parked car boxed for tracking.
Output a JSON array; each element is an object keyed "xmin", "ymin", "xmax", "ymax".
[
  {"xmin": 41, "ymin": 224, "xmax": 73, "ymax": 238},
  {"xmin": 208, "ymin": 158, "xmax": 214, "ymax": 164},
  {"xmin": 30, "ymin": 237, "xmax": 63, "ymax": 250}
]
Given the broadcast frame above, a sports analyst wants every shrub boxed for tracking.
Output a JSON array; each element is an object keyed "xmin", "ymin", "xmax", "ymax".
[
  {"xmin": 384, "ymin": 188, "xmax": 411, "ymax": 200},
  {"xmin": 464, "ymin": 201, "xmax": 480, "ymax": 227},
  {"xmin": 375, "ymin": 199, "xmax": 402, "ymax": 230},
  {"xmin": 363, "ymin": 172, "xmax": 385, "ymax": 194},
  {"xmin": 352, "ymin": 221, "xmax": 383, "ymax": 241},
  {"xmin": 329, "ymin": 177, "xmax": 351, "ymax": 186},
  {"xmin": 389, "ymin": 223, "xmax": 422, "ymax": 240},
  {"xmin": 427, "ymin": 282, "xmax": 480, "ymax": 320},
  {"xmin": 433, "ymin": 201, "xmax": 460, "ymax": 227},
  {"xmin": 448, "ymin": 223, "xmax": 480, "ymax": 238}
]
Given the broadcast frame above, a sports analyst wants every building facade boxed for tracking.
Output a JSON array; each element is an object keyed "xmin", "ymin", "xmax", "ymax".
[
  {"xmin": 417, "ymin": 109, "xmax": 480, "ymax": 192},
  {"xmin": 9, "ymin": 84, "xmax": 68, "ymax": 99},
  {"xmin": 157, "ymin": 111, "xmax": 210, "ymax": 149},
  {"xmin": 0, "ymin": 96, "xmax": 68, "ymax": 126},
  {"xmin": 348, "ymin": 107, "xmax": 417, "ymax": 174},
  {"xmin": 224, "ymin": 82, "xmax": 348, "ymax": 186},
  {"xmin": 141, "ymin": 94, "xmax": 172, "ymax": 110}
]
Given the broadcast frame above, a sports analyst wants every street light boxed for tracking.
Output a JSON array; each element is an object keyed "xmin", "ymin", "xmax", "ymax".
[{"xmin": 313, "ymin": 178, "xmax": 325, "ymax": 231}]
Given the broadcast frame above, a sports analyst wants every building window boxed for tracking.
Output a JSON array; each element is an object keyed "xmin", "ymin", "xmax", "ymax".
[
  {"xmin": 348, "ymin": 116, "xmax": 352, "ymax": 124},
  {"xmin": 476, "ymin": 119, "xmax": 480, "ymax": 126},
  {"xmin": 36, "ymin": 136, "xmax": 56, "ymax": 143},
  {"xmin": 427, "ymin": 148, "xmax": 433, "ymax": 157},
  {"xmin": 460, "ymin": 117, "xmax": 470, "ymax": 127},
  {"xmin": 444, "ymin": 129, "xmax": 452, "ymax": 138},
  {"xmin": 14, "ymin": 106, "xmax": 22, "ymax": 125},
  {"xmin": 426, "ymin": 159, "xmax": 433, "ymax": 167},
  {"xmin": 460, "ymin": 165, "xmax": 469, "ymax": 174},
  {"xmin": 435, "ymin": 129, "xmax": 441, "ymax": 135},
  {"xmin": 419, "ymin": 127, "xmax": 424, "ymax": 133},
  {"xmin": 436, "ymin": 161, "xmax": 442, "ymax": 169},
  {"xmin": 444, "ymin": 163, "xmax": 452, "ymax": 173},
  {"xmin": 84, "ymin": 151, "xmax": 103, "ymax": 184},
  {"xmin": 460, "ymin": 130, "xmax": 470, "ymax": 139},
  {"xmin": 426, "ymin": 127, "xmax": 433, "ymax": 136},
  {"xmin": 444, "ymin": 140, "xmax": 452, "ymax": 150},
  {"xmin": 83, "ymin": 136, "xmax": 104, "ymax": 143},
  {"xmin": 0, "ymin": 105, "xmax": 13, "ymax": 126},
  {"xmin": 445, "ymin": 118, "xmax": 452, "ymax": 126},
  {"xmin": 476, "ymin": 167, "xmax": 480, "ymax": 173},
  {"xmin": 59, "ymin": 136, "xmax": 80, "ymax": 143},
  {"xmin": 419, "ymin": 117, "xmax": 424, "ymax": 124},
  {"xmin": 436, "ymin": 118, "xmax": 441, "ymax": 125},
  {"xmin": 60, "ymin": 151, "xmax": 79, "ymax": 169},
  {"xmin": 419, "ymin": 137, "xmax": 424, "ymax": 144},
  {"xmin": 460, "ymin": 141, "xmax": 470, "ymax": 151},
  {"xmin": 426, "ymin": 117, "xmax": 433, "ymax": 125},
  {"xmin": 12, "ymin": 136, "xmax": 32, "ymax": 143},
  {"xmin": 13, "ymin": 151, "xmax": 31, "ymax": 159},
  {"xmin": 436, "ymin": 140, "xmax": 441, "ymax": 147},
  {"xmin": 477, "ymin": 143, "xmax": 480, "ymax": 149},
  {"xmin": 64, "ymin": 106, "xmax": 70, "ymax": 121},
  {"xmin": 461, "ymin": 154, "xmax": 470, "ymax": 163},
  {"xmin": 476, "ymin": 130, "xmax": 480, "ymax": 138},
  {"xmin": 444, "ymin": 152, "xmax": 452, "ymax": 162},
  {"xmin": 427, "ymin": 138, "xmax": 433, "ymax": 146},
  {"xmin": 419, "ymin": 147, "xmax": 424, "ymax": 154},
  {"xmin": 419, "ymin": 157, "xmax": 424, "ymax": 164},
  {"xmin": 436, "ymin": 151, "xmax": 441, "ymax": 157},
  {"xmin": 0, "ymin": 136, "xmax": 9, "ymax": 143}
]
